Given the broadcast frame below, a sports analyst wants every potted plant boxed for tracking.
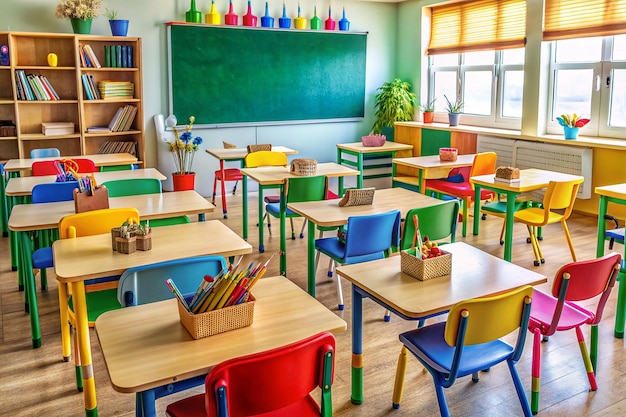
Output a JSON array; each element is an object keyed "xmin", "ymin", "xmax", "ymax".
[
  {"xmin": 444, "ymin": 94, "xmax": 463, "ymax": 126},
  {"xmin": 106, "ymin": 8, "xmax": 129, "ymax": 37},
  {"xmin": 55, "ymin": 0, "xmax": 102, "ymax": 34},
  {"xmin": 420, "ymin": 98, "xmax": 436, "ymax": 123},
  {"xmin": 165, "ymin": 115, "xmax": 204, "ymax": 191},
  {"xmin": 556, "ymin": 113, "xmax": 590, "ymax": 140},
  {"xmin": 372, "ymin": 78, "xmax": 417, "ymax": 140}
]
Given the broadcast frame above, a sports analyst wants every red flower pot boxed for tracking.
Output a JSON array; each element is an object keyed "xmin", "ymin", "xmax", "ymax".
[{"xmin": 172, "ymin": 172, "xmax": 196, "ymax": 191}]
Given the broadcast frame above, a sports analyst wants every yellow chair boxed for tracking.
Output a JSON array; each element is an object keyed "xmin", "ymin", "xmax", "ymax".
[
  {"xmin": 57, "ymin": 207, "xmax": 140, "ymax": 391},
  {"xmin": 513, "ymin": 178, "xmax": 584, "ymax": 266}
]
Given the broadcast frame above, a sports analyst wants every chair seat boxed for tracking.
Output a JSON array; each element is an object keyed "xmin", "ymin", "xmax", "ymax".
[
  {"xmin": 315, "ymin": 237, "xmax": 385, "ymax": 265},
  {"xmin": 68, "ymin": 288, "xmax": 122, "ymax": 323},
  {"xmin": 32, "ymin": 247, "xmax": 54, "ymax": 269},
  {"xmin": 399, "ymin": 322, "xmax": 514, "ymax": 378},
  {"xmin": 426, "ymin": 179, "xmax": 493, "ymax": 200},
  {"xmin": 266, "ymin": 203, "xmax": 298, "ymax": 217},
  {"xmin": 529, "ymin": 289, "xmax": 594, "ymax": 332},
  {"xmin": 514, "ymin": 208, "xmax": 564, "ymax": 226},
  {"xmin": 215, "ymin": 168, "xmax": 243, "ymax": 181},
  {"xmin": 264, "ymin": 195, "xmax": 280, "ymax": 204},
  {"xmin": 606, "ymin": 227, "xmax": 625, "ymax": 242},
  {"xmin": 481, "ymin": 200, "xmax": 529, "ymax": 217}
]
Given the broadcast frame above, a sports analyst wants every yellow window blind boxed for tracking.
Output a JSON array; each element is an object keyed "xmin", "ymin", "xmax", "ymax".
[
  {"xmin": 544, "ymin": 0, "xmax": 626, "ymax": 41},
  {"xmin": 428, "ymin": 0, "xmax": 526, "ymax": 55}
]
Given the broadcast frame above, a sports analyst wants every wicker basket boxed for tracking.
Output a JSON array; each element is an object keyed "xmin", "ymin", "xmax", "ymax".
[
  {"xmin": 338, "ymin": 187, "xmax": 375, "ymax": 207},
  {"xmin": 401, "ymin": 248, "xmax": 452, "ymax": 281},
  {"xmin": 247, "ymin": 144, "xmax": 272, "ymax": 153},
  {"xmin": 222, "ymin": 141, "xmax": 237, "ymax": 149},
  {"xmin": 290, "ymin": 158, "xmax": 317, "ymax": 176},
  {"xmin": 177, "ymin": 295, "xmax": 256, "ymax": 339},
  {"xmin": 439, "ymin": 148, "xmax": 458, "ymax": 162},
  {"xmin": 362, "ymin": 134, "xmax": 386, "ymax": 147}
]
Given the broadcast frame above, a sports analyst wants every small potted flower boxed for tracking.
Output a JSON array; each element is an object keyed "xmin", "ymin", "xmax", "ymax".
[
  {"xmin": 444, "ymin": 95, "xmax": 463, "ymax": 127},
  {"xmin": 54, "ymin": 0, "xmax": 102, "ymax": 34},
  {"xmin": 115, "ymin": 224, "xmax": 137, "ymax": 254},
  {"xmin": 135, "ymin": 223, "xmax": 152, "ymax": 251},
  {"xmin": 420, "ymin": 98, "xmax": 436, "ymax": 123},
  {"xmin": 556, "ymin": 114, "xmax": 590, "ymax": 140},
  {"xmin": 165, "ymin": 115, "xmax": 204, "ymax": 191},
  {"xmin": 105, "ymin": 8, "xmax": 129, "ymax": 37}
]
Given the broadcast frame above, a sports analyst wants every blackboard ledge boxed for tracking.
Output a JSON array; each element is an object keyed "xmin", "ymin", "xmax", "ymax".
[
  {"xmin": 165, "ymin": 21, "xmax": 368, "ymax": 35},
  {"xmin": 175, "ymin": 117, "xmax": 365, "ymax": 129}
]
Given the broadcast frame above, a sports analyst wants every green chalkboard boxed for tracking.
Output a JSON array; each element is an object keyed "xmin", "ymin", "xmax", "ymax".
[{"xmin": 167, "ymin": 24, "xmax": 367, "ymax": 126}]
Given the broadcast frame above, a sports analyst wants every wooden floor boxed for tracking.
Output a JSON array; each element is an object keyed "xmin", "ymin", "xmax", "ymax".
[{"xmin": 1, "ymin": 191, "xmax": 626, "ymax": 417}]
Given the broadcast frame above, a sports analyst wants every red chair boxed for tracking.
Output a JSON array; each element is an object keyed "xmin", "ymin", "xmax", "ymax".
[
  {"xmin": 527, "ymin": 252, "xmax": 621, "ymax": 414},
  {"xmin": 166, "ymin": 332, "xmax": 336, "ymax": 417},
  {"xmin": 212, "ymin": 142, "xmax": 244, "ymax": 219},
  {"xmin": 425, "ymin": 152, "xmax": 497, "ymax": 237},
  {"xmin": 31, "ymin": 158, "xmax": 97, "ymax": 176}
]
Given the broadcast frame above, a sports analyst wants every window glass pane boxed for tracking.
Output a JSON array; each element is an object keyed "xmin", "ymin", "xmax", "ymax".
[
  {"xmin": 464, "ymin": 51, "xmax": 494, "ymax": 65},
  {"xmin": 613, "ymin": 35, "xmax": 626, "ymax": 62},
  {"xmin": 502, "ymin": 48, "xmax": 525, "ymax": 65},
  {"xmin": 609, "ymin": 69, "xmax": 626, "ymax": 127},
  {"xmin": 432, "ymin": 53, "xmax": 459, "ymax": 66},
  {"xmin": 502, "ymin": 70, "xmax": 523, "ymax": 118},
  {"xmin": 433, "ymin": 71, "xmax": 458, "ymax": 113},
  {"xmin": 553, "ymin": 69, "xmax": 593, "ymax": 119},
  {"xmin": 463, "ymin": 71, "xmax": 492, "ymax": 115},
  {"xmin": 555, "ymin": 38, "xmax": 602, "ymax": 63}
]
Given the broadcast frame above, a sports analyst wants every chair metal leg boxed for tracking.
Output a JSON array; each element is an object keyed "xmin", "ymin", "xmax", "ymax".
[
  {"xmin": 531, "ymin": 328, "xmax": 541, "ymax": 414},
  {"xmin": 299, "ymin": 219, "xmax": 307, "ymax": 239},
  {"xmin": 211, "ymin": 177, "xmax": 218, "ymax": 205},
  {"xmin": 507, "ymin": 359, "xmax": 533, "ymax": 417},
  {"xmin": 392, "ymin": 346, "xmax": 409, "ymax": 409},
  {"xmin": 575, "ymin": 326, "xmax": 597, "ymax": 391},
  {"xmin": 562, "ymin": 220, "xmax": 577, "ymax": 261},
  {"xmin": 336, "ymin": 268, "xmax": 343, "ymax": 310},
  {"xmin": 232, "ymin": 180, "xmax": 238, "ymax": 195}
]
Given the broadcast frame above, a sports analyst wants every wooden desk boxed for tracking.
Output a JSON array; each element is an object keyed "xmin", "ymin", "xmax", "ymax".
[
  {"xmin": 205, "ymin": 146, "xmax": 297, "ymax": 221},
  {"xmin": 595, "ymin": 183, "xmax": 626, "ymax": 338},
  {"xmin": 335, "ymin": 242, "xmax": 547, "ymax": 405},
  {"xmin": 96, "ymin": 276, "xmax": 346, "ymax": 417},
  {"xmin": 336, "ymin": 141, "xmax": 413, "ymax": 190},
  {"xmin": 240, "ymin": 162, "xmax": 359, "ymax": 275},
  {"xmin": 5, "ymin": 168, "xmax": 166, "ymax": 198},
  {"xmin": 3, "ymin": 153, "xmax": 139, "ymax": 174},
  {"xmin": 392, "ymin": 154, "xmax": 476, "ymax": 193},
  {"xmin": 55, "ymin": 220, "xmax": 252, "ymax": 417},
  {"xmin": 8, "ymin": 190, "xmax": 214, "ymax": 349},
  {"xmin": 287, "ymin": 187, "xmax": 443, "ymax": 296},
  {"xmin": 471, "ymin": 168, "xmax": 584, "ymax": 261}
]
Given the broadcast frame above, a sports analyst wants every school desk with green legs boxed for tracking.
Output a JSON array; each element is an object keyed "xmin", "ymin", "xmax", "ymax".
[
  {"xmin": 336, "ymin": 141, "xmax": 413, "ymax": 190},
  {"xmin": 240, "ymin": 163, "xmax": 358, "ymax": 275},
  {"xmin": 595, "ymin": 183, "xmax": 626, "ymax": 338},
  {"xmin": 55, "ymin": 220, "xmax": 252, "ymax": 417},
  {"xmin": 8, "ymin": 190, "xmax": 213, "ymax": 349},
  {"xmin": 392, "ymin": 153, "xmax": 476, "ymax": 193}
]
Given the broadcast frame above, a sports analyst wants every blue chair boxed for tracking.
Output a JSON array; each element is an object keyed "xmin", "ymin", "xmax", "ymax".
[
  {"xmin": 603, "ymin": 214, "xmax": 624, "ymax": 249},
  {"xmin": 117, "ymin": 255, "xmax": 226, "ymax": 306},
  {"xmin": 392, "ymin": 285, "xmax": 534, "ymax": 416},
  {"xmin": 30, "ymin": 147, "xmax": 60, "ymax": 159},
  {"xmin": 31, "ymin": 181, "xmax": 79, "ymax": 291},
  {"xmin": 315, "ymin": 210, "xmax": 401, "ymax": 310}
]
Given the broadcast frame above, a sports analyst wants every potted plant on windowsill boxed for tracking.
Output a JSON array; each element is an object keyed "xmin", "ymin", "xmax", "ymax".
[
  {"xmin": 444, "ymin": 94, "xmax": 463, "ymax": 127},
  {"xmin": 420, "ymin": 98, "xmax": 436, "ymax": 123},
  {"xmin": 106, "ymin": 8, "xmax": 129, "ymax": 36},
  {"xmin": 370, "ymin": 78, "xmax": 417, "ymax": 142},
  {"xmin": 165, "ymin": 115, "xmax": 204, "ymax": 191}
]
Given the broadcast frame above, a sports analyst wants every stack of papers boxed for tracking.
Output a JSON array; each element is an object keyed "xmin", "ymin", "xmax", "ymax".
[{"xmin": 42, "ymin": 122, "xmax": 74, "ymax": 136}]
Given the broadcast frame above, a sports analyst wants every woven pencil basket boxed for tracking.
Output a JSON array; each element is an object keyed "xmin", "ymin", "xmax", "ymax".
[
  {"xmin": 401, "ymin": 249, "xmax": 452, "ymax": 281},
  {"xmin": 247, "ymin": 144, "xmax": 272, "ymax": 153},
  {"xmin": 177, "ymin": 294, "xmax": 255, "ymax": 339},
  {"xmin": 439, "ymin": 148, "xmax": 458, "ymax": 162},
  {"xmin": 290, "ymin": 158, "xmax": 317, "ymax": 176},
  {"xmin": 222, "ymin": 141, "xmax": 237, "ymax": 149}
]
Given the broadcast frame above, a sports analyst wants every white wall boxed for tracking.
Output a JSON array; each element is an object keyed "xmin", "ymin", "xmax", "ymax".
[{"xmin": 1, "ymin": 0, "xmax": 398, "ymax": 196}]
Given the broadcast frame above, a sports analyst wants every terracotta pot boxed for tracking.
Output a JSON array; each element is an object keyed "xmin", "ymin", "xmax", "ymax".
[{"xmin": 423, "ymin": 111, "xmax": 434, "ymax": 123}]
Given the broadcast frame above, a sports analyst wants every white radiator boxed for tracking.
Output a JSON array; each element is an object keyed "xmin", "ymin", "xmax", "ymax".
[{"xmin": 477, "ymin": 135, "xmax": 515, "ymax": 167}]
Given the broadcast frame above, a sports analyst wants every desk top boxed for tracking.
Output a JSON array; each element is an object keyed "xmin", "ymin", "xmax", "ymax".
[
  {"xmin": 4, "ymin": 153, "xmax": 138, "ymax": 172},
  {"xmin": 205, "ymin": 146, "xmax": 298, "ymax": 160},
  {"xmin": 5, "ymin": 168, "xmax": 166, "ymax": 197},
  {"xmin": 96, "ymin": 276, "xmax": 346, "ymax": 393},
  {"xmin": 54, "ymin": 220, "xmax": 251, "ymax": 283},
  {"xmin": 8, "ymin": 190, "xmax": 214, "ymax": 232},
  {"xmin": 471, "ymin": 168, "xmax": 584, "ymax": 192},
  {"xmin": 336, "ymin": 141, "xmax": 413, "ymax": 153},
  {"xmin": 336, "ymin": 242, "xmax": 547, "ymax": 319},
  {"xmin": 241, "ymin": 162, "xmax": 359, "ymax": 185},
  {"xmin": 595, "ymin": 183, "xmax": 626, "ymax": 199},
  {"xmin": 393, "ymin": 154, "xmax": 476, "ymax": 169},
  {"xmin": 288, "ymin": 187, "xmax": 441, "ymax": 227}
]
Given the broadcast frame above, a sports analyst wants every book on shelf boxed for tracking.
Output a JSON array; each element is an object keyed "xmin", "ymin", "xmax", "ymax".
[
  {"xmin": 104, "ymin": 45, "xmax": 111, "ymax": 67},
  {"xmin": 107, "ymin": 105, "xmax": 137, "ymax": 132},
  {"xmin": 42, "ymin": 122, "xmax": 74, "ymax": 136},
  {"xmin": 116, "ymin": 45, "xmax": 122, "ymax": 68},
  {"xmin": 15, "ymin": 71, "xmax": 59, "ymax": 101},
  {"xmin": 98, "ymin": 80, "xmax": 134, "ymax": 99},
  {"xmin": 121, "ymin": 45, "xmax": 128, "ymax": 68},
  {"xmin": 86, "ymin": 126, "xmax": 111, "ymax": 133},
  {"xmin": 81, "ymin": 74, "xmax": 93, "ymax": 100},
  {"xmin": 89, "ymin": 75, "xmax": 101, "ymax": 99},
  {"xmin": 40, "ymin": 76, "xmax": 60, "ymax": 100},
  {"xmin": 127, "ymin": 45, "xmax": 133, "ymax": 68},
  {"xmin": 83, "ymin": 44, "xmax": 101, "ymax": 68},
  {"xmin": 79, "ymin": 47, "xmax": 87, "ymax": 67}
]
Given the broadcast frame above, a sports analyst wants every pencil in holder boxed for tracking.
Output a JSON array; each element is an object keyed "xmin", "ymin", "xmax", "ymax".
[
  {"xmin": 73, "ymin": 187, "xmax": 109, "ymax": 213},
  {"xmin": 401, "ymin": 248, "xmax": 451, "ymax": 281},
  {"xmin": 177, "ymin": 294, "xmax": 256, "ymax": 339}
]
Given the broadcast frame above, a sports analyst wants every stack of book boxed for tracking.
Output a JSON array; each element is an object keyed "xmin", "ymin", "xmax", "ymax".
[
  {"xmin": 81, "ymin": 74, "xmax": 101, "ymax": 100},
  {"xmin": 104, "ymin": 45, "xmax": 134, "ymax": 68},
  {"xmin": 42, "ymin": 122, "xmax": 74, "ymax": 136},
  {"xmin": 79, "ymin": 44, "xmax": 102, "ymax": 68},
  {"xmin": 98, "ymin": 80, "xmax": 134, "ymax": 100},
  {"xmin": 86, "ymin": 105, "xmax": 137, "ymax": 133},
  {"xmin": 15, "ymin": 70, "xmax": 59, "ymax": 101}
]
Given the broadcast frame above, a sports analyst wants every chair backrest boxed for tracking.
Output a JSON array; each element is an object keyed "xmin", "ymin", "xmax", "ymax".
[
  {"xmin": 142, "ymin": 215, "xmax": 191, "ymax": 228},
  {"xmin": 401, "ymin": 200, "xmax": 459, "ymax": 250},
  {"xmin": 31, "ymin": 181, "xmax": 79, "ymax": 203},
  {"xmin": 59, "ymin": 208, "xmax": 140, "ymax": 239},
  {"xmin": 204, "ymin": 332, "xmax": 336, "ymax": 417},
  {"xmin": 99, "ymin": 164, "xmax": 136, "ymax": 172},
  {"xmin": 545, "ymin": 252, "xmax": 621, "ymax": 330},
  {"xmin": 345, "ymin": 210, "xmax": 401, "ymax": 261},
  {"xmin": 541, "ymin": 179, "xmax": 584, "ymax": 218},
  {"xmin": 30, "ymin": 148, "xmax": 60, "ymax": 159},
  {"xmin": 101, "ymin": 178, "xmax": 162, "ymax": 197},
  {"xmin": 469, "ymin": 152, "xmax": 497, "ymax": 178},
  {"xmin": 445, "ymin": 285, "xmax": 533, "ymax": 347},
  {"xmin": 31, "ymin": 158, "xmax": 97, "ymax": 176},
  {"xmin": 244, "ymin": 150, "xmax": 288, "ymax": 168},
  {"xmin": 117, "ymin": 255, "xmax": 227, "ymax": 306},
  {"xmin": 284, "ymin": 175, "xmax": 327, "ymax": 203}
]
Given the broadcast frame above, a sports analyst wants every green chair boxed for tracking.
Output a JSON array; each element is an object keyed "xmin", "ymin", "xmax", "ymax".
[
  {"xmin": 99, "ymin": 164, "xmax": 137, "ymax": 172},
  {"xmin": 401, "ymin": 200, "xmax": 460, "ymax": 251},
  {"xmin": 102, "ymin": 178, "xmax": 162, "ymax": 197}
]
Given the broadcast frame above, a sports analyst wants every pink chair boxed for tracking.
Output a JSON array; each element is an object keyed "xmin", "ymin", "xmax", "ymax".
[{"xmin": 528, "ymin": 252, "xmax": 621, "ymax": 414}]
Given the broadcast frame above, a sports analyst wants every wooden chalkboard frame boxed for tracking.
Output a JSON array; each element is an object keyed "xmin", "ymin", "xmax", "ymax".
[{"xmin": 167, "ymin": 23, "xmax": 367, "ymax": 127}]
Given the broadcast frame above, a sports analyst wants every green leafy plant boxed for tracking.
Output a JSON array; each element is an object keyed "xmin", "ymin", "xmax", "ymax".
[
  {"xmin": 54, "ymin": 0, "xmax": 102, "ymax": 20},
  {"xmin": 420, "ymin": 98, "xmax": 436, "ymax": 112},
  {"xmin": 105, "ymin": 8, "xmax": 117, "ymax": 20},
  {"xmin": 444, "ymin": 94, "xmax": 463, "ymax": 114},
  {"xmin": 372, "ymin": 79, "xmax": 417, "ymax": 135}
]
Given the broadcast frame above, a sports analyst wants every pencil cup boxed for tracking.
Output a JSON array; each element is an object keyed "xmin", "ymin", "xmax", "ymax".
[{"xmin": 178, "ymin": 294, "xmax": 255, "ymax": 339}]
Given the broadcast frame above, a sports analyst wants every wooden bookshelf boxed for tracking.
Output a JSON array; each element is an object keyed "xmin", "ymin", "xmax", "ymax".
[{"xmin": 0, "ymin": 32, "xmax": 144, "ymax": 162}]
